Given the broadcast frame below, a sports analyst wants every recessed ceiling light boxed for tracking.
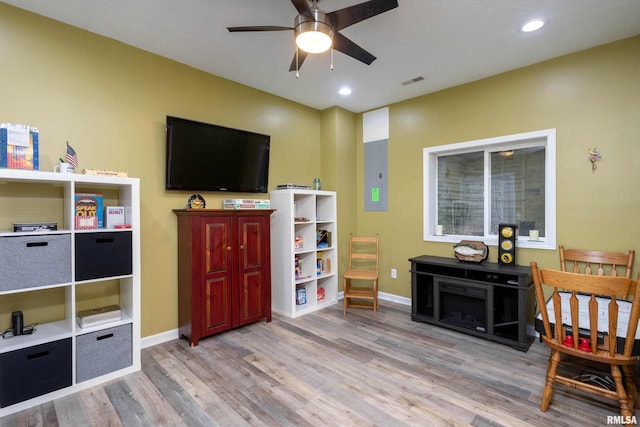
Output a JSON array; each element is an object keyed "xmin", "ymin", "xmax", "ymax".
[
  {"xmin": 338, "ymin": 87, "xmax": 352, "ymax": 96},
  {"xmin": 521, "ymin": 19, "xmax": 546, "ymax": 33}
]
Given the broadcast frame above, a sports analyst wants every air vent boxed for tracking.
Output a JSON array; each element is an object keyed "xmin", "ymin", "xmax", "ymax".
[{"xmin": 402, "ymin": 76, "xmax": 425, "ymax": 86}]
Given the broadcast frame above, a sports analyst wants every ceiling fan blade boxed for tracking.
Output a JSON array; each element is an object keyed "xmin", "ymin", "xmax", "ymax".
[
  {"xmin": 289, "ymin": 50, "xmax": 309, "ymax": 72},
  {"xmin": 227, "ymin": 26, "xmax": 293, "ymax": 32},
  {"xmin": 332, "ymin": 32, "xmax": 376, "ymax": 65},
  {"xmin": 327, "ymin": 0, "xmax": 398, "ymax": 31},
  {"xmin": 290, "ymin": 0, "xmax": 314, "ymax": 19}
]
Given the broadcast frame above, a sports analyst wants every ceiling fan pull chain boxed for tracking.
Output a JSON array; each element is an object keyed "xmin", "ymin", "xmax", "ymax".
[{"xmin": 330, "ymin": 46, "xmax": 334, "ymax": 70}]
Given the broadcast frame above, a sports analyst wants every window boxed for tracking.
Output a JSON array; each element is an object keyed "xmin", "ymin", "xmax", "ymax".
[{"xmin": 423, "ymin": 129, "xmax": 556, "ymax": 250}]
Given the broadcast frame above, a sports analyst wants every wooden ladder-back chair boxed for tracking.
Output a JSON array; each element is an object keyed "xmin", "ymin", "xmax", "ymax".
[
  {"xmin": 343, "ymin": 234, "xmax": 379, "ymax": 318},
  {"xmin": 559, "ymin": 245, "xmax": 635, "ymax": 278},
  {"xmin": 531, "ymin": 262, "xmax": 640, "ymax": 417}
]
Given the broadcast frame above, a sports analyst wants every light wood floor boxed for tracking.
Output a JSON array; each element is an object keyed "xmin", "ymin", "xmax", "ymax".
[{"xmin": 2, "ymin": 301, "xmax": 636, "ymax": 426}]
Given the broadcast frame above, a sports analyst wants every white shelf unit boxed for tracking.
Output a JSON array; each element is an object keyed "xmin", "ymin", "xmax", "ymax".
[
  {"xmin": 270, "ymin": 189, "xmax": 337, "ymax": 317},
  {"xmin": 0, "ymin": 168, "xmax": 140, "ymax": 416}
]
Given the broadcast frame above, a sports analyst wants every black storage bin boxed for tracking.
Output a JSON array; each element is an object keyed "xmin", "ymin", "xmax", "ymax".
[
  {"xmin": 0, "ymin": 338, "xmax": 72, "ymax": 407},
  {"xmin": 75, "ymin": 231, "xmax": 132, "ymax": 281},
  {"xmin": 76, "ymin": 324, "xmax": 132, "ymax": 382},
  {"xmin": 0, "ymin": 234, "xmax": 71, "ymax": 291}
]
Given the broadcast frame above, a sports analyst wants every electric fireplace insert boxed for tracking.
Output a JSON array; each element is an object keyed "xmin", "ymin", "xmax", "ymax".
[{"xmin": 410, "ymin": 255, "xmax": 535, "ymax": 351}]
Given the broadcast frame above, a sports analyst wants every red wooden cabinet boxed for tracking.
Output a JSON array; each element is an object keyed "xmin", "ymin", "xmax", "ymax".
[{"xmin": 174, "ymin": 209, "xmax": 273, "ymax": 346}]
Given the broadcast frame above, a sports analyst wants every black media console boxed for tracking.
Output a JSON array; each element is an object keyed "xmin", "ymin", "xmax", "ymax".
[{"xmin": 410, "ymin": 255, "xmax": 535, "ymax": 352}]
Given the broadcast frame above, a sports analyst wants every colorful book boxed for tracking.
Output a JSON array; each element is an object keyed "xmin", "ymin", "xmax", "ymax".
[
  {"xmin": 0, "ymin": 123, "xmax": 39, "ymax": 170},
  {"xmin": 295, "ymin": 255, "xmax": 302, "ymax": 279},
  {"xmin": 74, "ymin": 193, "xmax": 104, "ymax": 229},
  {"xmin": 316, "ymin": 229, "xmax": 331, "ymax": 248},
  {"xmin": 316, "ymin": 251, "xmax": 332, "ymax": 275},
  {"xmin": 105, "ymin": 206, "xmax": 126, "ymax": 228}
]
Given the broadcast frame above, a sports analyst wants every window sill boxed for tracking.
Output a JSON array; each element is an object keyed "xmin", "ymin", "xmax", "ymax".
[{"xmin": 425, "ymin": 235, "xmax": 555, "ymax": 250}]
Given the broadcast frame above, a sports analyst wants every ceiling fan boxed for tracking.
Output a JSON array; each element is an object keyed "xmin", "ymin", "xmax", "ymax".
[{"xmin": 227, "ymin": 0, "xmax": 399, "ymax": 72}]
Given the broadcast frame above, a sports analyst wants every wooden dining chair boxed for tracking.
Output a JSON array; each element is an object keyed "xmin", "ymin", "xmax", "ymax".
[
  {"xmin": 559, "ymin": 245, "xmax": 635, "ymax": 278},
  {"xmin": 531, "ymin": 262, "xmax": 640, "ymax": 417},
  {"xmin": 343, "ymin": 234, "xmax": 379, "ymax": 318}
]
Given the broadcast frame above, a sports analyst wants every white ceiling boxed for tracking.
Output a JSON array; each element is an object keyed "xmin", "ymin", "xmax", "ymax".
[{"xmin": 4, "ymin": 0, "xmax": 640, "ymax": 113}]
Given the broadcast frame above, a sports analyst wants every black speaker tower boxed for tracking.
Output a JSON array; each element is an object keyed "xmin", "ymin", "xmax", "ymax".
[{"xmin": 498, "ymin": 223, "xmax": 517, "ymax": 266}]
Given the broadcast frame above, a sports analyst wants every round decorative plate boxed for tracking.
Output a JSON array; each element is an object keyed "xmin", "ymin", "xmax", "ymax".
[
  {"xmin": 500, "ymin": 253, "xmax": 513, "ymax": 264},
  {"xmin": 187, "ymin": 194, "xmax": 206, "ymax": 209},
  {"xmin": 500, "ymin": 240, "xmax": 513, "ymax": 250},
  {"xmin": 501, "ymin": 226, "xmax": 514, "ymax": 238}
]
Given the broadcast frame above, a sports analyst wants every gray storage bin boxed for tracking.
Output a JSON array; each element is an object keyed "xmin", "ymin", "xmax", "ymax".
[
  {"xmin": 0, "ymin": 234, "xmax": 71, "ymax": 291},
  {"xmin": 76, "ymin": 323, "xmax": 132, "ymax": 382}
]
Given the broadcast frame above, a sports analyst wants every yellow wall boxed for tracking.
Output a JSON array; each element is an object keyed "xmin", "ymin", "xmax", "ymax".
[
  {"xmin": 357, "ymin": 36, "xmax": 640, "ymax": 297},
  {"xmin": 0, "ymin": 4, "xmax": 324, "ymax": 336},
  {"xmin": 320, "ymin": 107, "xmax": 358, "ymax": 277},
  {"xmin": 1, "ymin": 3, "xmax": 638, "ymax": 334}
]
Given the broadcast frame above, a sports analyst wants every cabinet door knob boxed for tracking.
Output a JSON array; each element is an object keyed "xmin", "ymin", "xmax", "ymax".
[
  {"xmin": 227, "ymin": 246, "xmax": 232, "ymax": 252},
  {"xmin": 240, "ymin": 244, "xmax": 245, "ymax": 250}
]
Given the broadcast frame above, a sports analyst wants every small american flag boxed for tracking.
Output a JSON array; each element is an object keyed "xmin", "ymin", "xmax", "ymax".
[{"xmin": 66, "ymin": 142, "xmax": 78, "ymax": 167}]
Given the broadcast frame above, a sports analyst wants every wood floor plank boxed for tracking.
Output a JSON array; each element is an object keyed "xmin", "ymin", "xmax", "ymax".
[
  {"xmin": 0, "ymin": 401, "xmax": 58, "ymax": 427},
  {"xmin": 123, "ymin": 372, "xmax": 184, "ymax": 426},
  {"xmin": 154, "ymin": 342, "xmax": 259, "ymax": 426},
  {"xmin": 52, "ymin": 393, "xmax": 92, "ymax": 426},
  {"xmin": 3, "ymin": 301, "xmax": 637, "ymax": 426},
  {"xmin": 103, "ymin": 380, "xmax": 153, "ymax": 425},
  {"xmin": 161, "ymin": 341, "xmax": 276, "ymax": 426},
  {"xmin": 74, "ymin": 386, "xmax": 122, "ymax": 427},
  {"xmin": 142, "ymin": 364, "xmax": 216, "ymax": 426}
]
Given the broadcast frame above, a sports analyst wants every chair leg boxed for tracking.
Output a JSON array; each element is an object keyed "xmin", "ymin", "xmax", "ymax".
[
  {"xmin": 541, "ymin": 350, "xmax": 560, "ymax": 412},
  {"xmin": 372, "ymin": 279, "xmax": 378, "ymax": 319},
  {"xmin": 343, "ymin": 278, "xmax": 349, "ymax": 316},
  {"xmin": 612, "ymin": 365, "xmax": 634, "ymax": 417},
  {"xmin": 622, "ymin": 365, "xmax": 640, "ymax": 410},
  {"xmin": 372, "ymin": 295, "xmax": 376, "ymax": 319},
  {"xmin": 375, "ymin": 279, "xmax": 379, "ymax": 310}
]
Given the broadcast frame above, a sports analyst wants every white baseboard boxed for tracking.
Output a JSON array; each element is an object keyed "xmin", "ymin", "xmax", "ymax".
[
  {"xmin": 141, "ymin": 328, "xmax": 179, "ymax": 349},
  {"xmin": 338, "ymin": 291, "xmax": 411, "ymax": 306},
  {"xmin": 141, "ymin": 293, "xmax": 412, "ymax": 348}
]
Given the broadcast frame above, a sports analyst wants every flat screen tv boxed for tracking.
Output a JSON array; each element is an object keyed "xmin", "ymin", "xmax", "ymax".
[{"xmin": 165, "ymin": 116, "xmax": 270, "ymax": 193}]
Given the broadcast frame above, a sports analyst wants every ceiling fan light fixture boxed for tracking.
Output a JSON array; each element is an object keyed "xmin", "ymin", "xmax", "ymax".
[
  {"xmin": 294, "ymin": 13, "xmax": 333, "ymax": 53},
  {"xmin": 296, "ymin": 29, "xmax": 332, "ymax": 53}
]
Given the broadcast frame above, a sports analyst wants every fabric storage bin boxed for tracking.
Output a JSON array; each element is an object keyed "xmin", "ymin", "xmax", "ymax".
[
  {"xmin": 0, "ymin": 234, "xmax": 71, "ymax": 291},
  {"xmin": 76, "ymin": 324, "xmax": 132, "ymax": 382},
  {"xmin": 0, "ymin": 338, "xmax": 72, "ymax": 407},
  {"xmin": 75, "ymin": 231, "xmax": 132, "ymax": 281}
]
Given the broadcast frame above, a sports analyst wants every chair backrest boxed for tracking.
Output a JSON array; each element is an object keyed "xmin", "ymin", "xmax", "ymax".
[
  {"xmin": 531, "ymin": 262, "xmax": 640, "ymax": 359},
  {"xmin": 559, "ymin": 245, "xmax": 635, "ymax": 278},
  {"xmin": 347, "ymin": 234, "xmax": 379, "ymax": 271}
]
